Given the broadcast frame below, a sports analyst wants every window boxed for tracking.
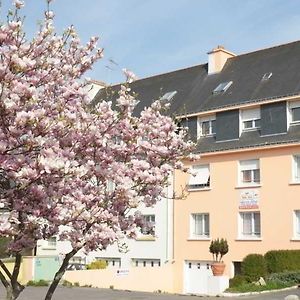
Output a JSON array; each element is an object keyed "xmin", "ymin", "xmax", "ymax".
[
  {"xmin": 133, "ymin": 258, "xmax": 161, "ymax": 267},
  {"xmin": 293, "ymin": 155, "xmax": 300, "ymax": 182},
  {"xmin": 198, "ymin": 115, "xmax": 216, "ymax": 137},
  {"xmin": 188, "ymin": 165, "xmax": 210, "ymax": 189},
  {"xmin": 241, "ymin": 108, "xmax": 261, "ymax": 131},
  {"xmin": 239, "ymin": 159, "xmax": 260, "ymax": 185},
  {"xmin": 213, "ymin": 81, "xmax": 233, "ymax": 94},
  {"xmin": 141, "ymin": 214, "xmax": 155, "ymax": 235},
  {"xmin": 261, "ymin": 72, "xmax": 272, "ymax": 81},
  {"xmin": 160, "ymin": 91, "xmax": 177, "ymax": 101},
  {"xmin": 239, "ymin": 212, "xmax": 261, "ymax": 238},
  {"xmin": 190, "ymin": 213, "xmax": 209, "ymax": 238},
  {"xmin": 289, "ymin": 101, "xmax": 300, "ymax": 124},
  {"xmin": 47, "ymin": 237, "xmax": 57, "ymax": 248},
  {"xmin": 106, "ymin": 180, "xmax": 116, "ymax": 192},
  {"xmin": 294, "ymin": 210, "xmax": 300, "ymax": 238}
]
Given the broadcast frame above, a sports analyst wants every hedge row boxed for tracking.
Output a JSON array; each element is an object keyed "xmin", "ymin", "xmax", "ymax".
[
  {"xmin": 265, "ymin": 250, "xmax": 300, "ymax": 273},
  {"xmin": 240, "ymin": 250, "xmax": 300, "ymax": 281}
]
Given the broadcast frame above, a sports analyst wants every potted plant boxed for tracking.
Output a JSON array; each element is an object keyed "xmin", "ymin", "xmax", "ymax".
[{"xmin": 209, "ymin": 238, "xmax": 229, "ymax": 276}]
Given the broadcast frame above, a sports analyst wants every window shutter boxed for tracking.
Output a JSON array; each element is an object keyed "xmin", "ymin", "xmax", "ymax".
[
  {"xmin": 240, "ymin": 159, "xmax": 259, "ymax": 171},
  {"xmin": 241, "ymin": 108, "xmax": 260, "ymax": 121},
  {"xmin": 189, "ymin": 165, "xmax": 210, "ymax": 185}
]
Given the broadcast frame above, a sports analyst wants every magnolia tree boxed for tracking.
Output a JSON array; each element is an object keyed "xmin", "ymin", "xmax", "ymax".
[{"xmin": 0, "ymin": 1, "xmax": 192, "ymax": 299}]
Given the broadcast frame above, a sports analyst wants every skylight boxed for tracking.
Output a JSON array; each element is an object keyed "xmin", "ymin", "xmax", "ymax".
[
  {"xmin": 213, "ymin": 81, "xmax": 233, "ymax": 94},
  {"xmin": 261, "ymin": 72, "xmax": 272, "ymax": 81},
  {"xmin": 160, "ymin": 91, "xmax": 177, "ymax": 101}
]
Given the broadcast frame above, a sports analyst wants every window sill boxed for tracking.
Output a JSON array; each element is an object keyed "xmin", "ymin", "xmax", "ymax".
[
  {"xmin": 289, "ymin": 181, "xmax": 300, "ymax": 185},
  {"xmin": 188, "ymin": 187, "xmax": 211, "ymax": 192},
  {"xmin": 235, "ymin": 184, "xmax": 261, "ymax": 189},
  {"xmin": 235, "ymin": 237, "xmax": 262, "ymax": 241},
  {"xmin": 290, "ymin": 237, "xmax": 300, "ymax": 241},
  {"xmin": 242, "ymin": 128, "xmax": 260, "ymax": 133},
  {"xmin": 41, "ymin": 247, "xmax": 57, "ymax": 250},
  {"xmin": 135, "ymin": 236, "xmax": 156, "ymax": 241},
  {"xmin": 187, "ymin": 237, "xmax": 211, "ymax": 241}
]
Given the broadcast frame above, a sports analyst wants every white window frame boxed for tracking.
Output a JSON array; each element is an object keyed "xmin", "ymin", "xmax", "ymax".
[
  {"xmin": 190, "ymin": 213, "xmax": 210, "ymax": 239},
  {"xmin": 239, "ymin": 159, "xmax": 260, "ymax": 186},
  {"xmin": 288, "ymin": 100, "xmax": 300, "ymax": 126},
  {"xmin": 292, "ymin": 155, "xmax": 300, "ymax": 183},
  {"xmin": 293, "ymin": 210, "xmax": 300, "ymax": 239},
  {"xmin": 239, "ymin": 211, "xmax": 261, "ymax": 239},
  {"xmin": 188, "ymin": 164, "xmax": 210, "ymax": 190},
  {"xmin": 141, "ymin": 214, "xmax": 155, "ymax": 236},
  {"xmin": 197, "ymin": 115, "xmax": 216, "ymax": 138},
  {"xmin": 240, "ymin": 108, "xmax": 261, "ymax": 132}
]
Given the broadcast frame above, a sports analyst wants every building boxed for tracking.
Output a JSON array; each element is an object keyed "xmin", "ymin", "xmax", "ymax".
[
  {"xmin": 92, "ymin": 40, "xmax": 300, "ymax": 294},
  {"xmin": 37, "ymin": 40, "xmax": 300, "ymax": 294}
]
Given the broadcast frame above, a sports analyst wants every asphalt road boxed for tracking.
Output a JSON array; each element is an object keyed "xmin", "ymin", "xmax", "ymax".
[{"xmin": 0, "ymin": 286, "xmax": 299, "ymax": 300}]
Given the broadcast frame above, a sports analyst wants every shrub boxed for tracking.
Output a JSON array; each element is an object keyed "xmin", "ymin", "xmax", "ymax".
[
  {"xmin": 209, "ymin": 238, "xmax": 229, "ymax": 262},
  {"xmin": 61, "ymin": 280, "xmax": 73, "ymax": 287},
  {"xmin": 86, "ymin": 260, "xmax": 107, "ymax": 270},
  {"xmin": 27, "ymin": 279, "xmax": 49, "ymax": 286},
  {"xmin": 265, "ymin": 250, "xmax": 300, "ymax": 273},
  {"xmin": 267, "ymin": 271, "xmax": 300, "ymax": 285},
  {"xmin": 241, "ymin": 254, "xmax": 267, "ymax": 282},
  {"xmin": 229, "ymin": 275, "xmax": 248, "ymax": 287}
]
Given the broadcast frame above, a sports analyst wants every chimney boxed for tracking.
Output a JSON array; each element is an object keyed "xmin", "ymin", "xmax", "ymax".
[{"xmin": 207, "ymin": 45, "xmax": 235, "ymax": 75}]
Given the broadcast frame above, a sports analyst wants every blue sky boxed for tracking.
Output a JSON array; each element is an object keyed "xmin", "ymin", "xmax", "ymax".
[{"xmin": 2, "ymin": 0, "xmax": 300, "ymax": 84}]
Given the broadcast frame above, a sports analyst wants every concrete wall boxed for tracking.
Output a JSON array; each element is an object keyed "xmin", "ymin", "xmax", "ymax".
[{"xmin": 64, "ymin": 263, "xmax": 175, "ymax": 293}]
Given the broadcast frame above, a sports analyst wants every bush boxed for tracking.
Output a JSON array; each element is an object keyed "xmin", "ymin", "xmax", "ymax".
[
  {"xmin": 86, "ymin": 260, "xmax": 107, "ymax": 270},
  {"xmin": 27, "ymin": 279, "xmax": 49, "ymax": 286},
  {"xmin": 265, "ymin": 250, "xmax": 300, "ymax": 273},
  {"xmin": 229, "ymin": 275, "xmax": 248, "ymax": 287},
  {"xmin": 61, "ymin": 280, "xmax": 73, "ymax": 287},
  {"xmin": 226, "ymin": 280, "xmax": 293, "ymax": 293},
  {"xmin": 209, "ymin": 238, "xmax": 229, "ymax": 262},
  {"xmin": 267, "ymin": 271, "xmax": 300, "ymax": 285},
  {"xmin": 241, "ymin": 254, "xmax": 267, "ymax": 282}
]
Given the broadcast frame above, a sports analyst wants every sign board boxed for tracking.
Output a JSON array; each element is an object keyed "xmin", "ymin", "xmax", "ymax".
[
  {"xmin": 239, "ymin": 189, "xmax": 259, "ymax": 209},
  {"xmin": 116, "ymin": 269, "xmax": 129, "ymax": 276}
]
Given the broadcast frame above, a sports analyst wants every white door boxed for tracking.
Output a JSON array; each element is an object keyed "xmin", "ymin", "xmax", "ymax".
[{"xmin": 184, "ymin": 260, "xmax": 213, "ymax": 295}]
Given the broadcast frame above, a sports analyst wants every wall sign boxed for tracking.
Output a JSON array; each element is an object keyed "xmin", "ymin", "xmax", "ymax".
[{"xmin": 239, "ymin": 189, "xmax": 259, "ymax": 209}]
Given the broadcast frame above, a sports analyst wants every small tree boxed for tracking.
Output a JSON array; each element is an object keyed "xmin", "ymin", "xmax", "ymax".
[
  {"xmin": 0, "ymin": 1, "xmax": 192, "ymax": 300},
  {"xmin": 209, "ymin": 238, "xmax": 229, "ymax": 262}
]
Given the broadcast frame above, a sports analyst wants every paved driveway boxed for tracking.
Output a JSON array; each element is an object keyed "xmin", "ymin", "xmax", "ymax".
[{"xmin": 0, "ymin": 286, "xmax": 299, "ymax": 300}]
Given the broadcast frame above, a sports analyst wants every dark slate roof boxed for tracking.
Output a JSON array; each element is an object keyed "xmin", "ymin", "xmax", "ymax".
[
  {"xmin": 93, "ymin": 40, "xmax": 300, "ymax": 153},
  {"xmin": 196, "ymin": 125, "xmax": 300, "ymax": 154},
  {"xmin": 94, "ymin": 40, "xmax": 300, "ymax": 116}
]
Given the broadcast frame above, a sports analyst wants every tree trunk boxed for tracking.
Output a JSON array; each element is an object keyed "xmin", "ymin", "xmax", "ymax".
[
  {"xmin": 44, "ymin": 249, "xmax": 78, "ymax": 300},
  {"xmin": 0, "ymin": 256, "xmax": 24, "ymax": 300}
]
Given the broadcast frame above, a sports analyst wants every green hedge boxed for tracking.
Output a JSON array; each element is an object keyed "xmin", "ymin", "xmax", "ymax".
[
  {"xmin": 265, "ymin": 250, "xmax": 300, "ymax": 273},
  {"xmin": 267, "ymin": 271, "xmax": 300, "ymax": 285},
  {"xmin": 241, "ymin": 254, "xmax": 267, "ymax": 281}
]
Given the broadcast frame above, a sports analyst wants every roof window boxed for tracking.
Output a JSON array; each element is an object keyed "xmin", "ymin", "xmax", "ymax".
[
  {"xmin": 160, "ymin": 91, "xmax": 177, "ymax": 101},
  {"xmin": 213, "ymin": 81, "xmax": 233, "ymax": 94},
  {"xmin": 261, "ymin": 72, "xmax": 272, "ymax": 81}
]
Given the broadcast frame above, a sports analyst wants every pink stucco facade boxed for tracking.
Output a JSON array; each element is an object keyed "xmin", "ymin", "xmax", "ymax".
[{"xmin": 173, "ymin": 144, "xmax": 300, "ymax": 292}]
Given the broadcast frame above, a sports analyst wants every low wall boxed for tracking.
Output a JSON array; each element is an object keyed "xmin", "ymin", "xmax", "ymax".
[
  {"xmin": 3, "ymin": 256, "xmax": 34, "ymax": 284},
  {"xmin": 64, "ymin": 264, "xmax": 175, "ymax": 293}
]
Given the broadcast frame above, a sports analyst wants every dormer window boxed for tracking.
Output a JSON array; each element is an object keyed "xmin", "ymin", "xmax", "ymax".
[
  {"xmin": 289, "ymin": 101, "xmax": 300, "ymax": 124},
  {"xmin": 213, "ymin": 81, "xmax": 233, "ymax": 95},
  {"xmin": 198, "ymin": 115, "xmax": 216, "ymax": 137},
  {"xmin": 241, "ymin": 107, "xmax": 261, "ymax": 132}
]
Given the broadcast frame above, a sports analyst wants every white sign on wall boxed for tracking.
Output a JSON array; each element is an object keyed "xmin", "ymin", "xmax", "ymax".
[{"xmin": 239, "ymin": 189, "xmax": 259, "ymax": 209}]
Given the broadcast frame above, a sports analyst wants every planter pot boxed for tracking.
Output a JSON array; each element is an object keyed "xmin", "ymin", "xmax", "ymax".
[{"xmin": 211, "ymin": 262, "xmax": 225, "ymax": 276}]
